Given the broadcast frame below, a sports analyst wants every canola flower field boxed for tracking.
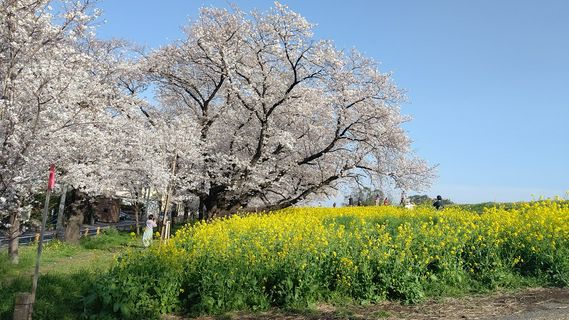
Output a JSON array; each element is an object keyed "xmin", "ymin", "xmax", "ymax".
[{"xmin": 90, "ymin": 201, "xmax": 569, "ymax": 319}]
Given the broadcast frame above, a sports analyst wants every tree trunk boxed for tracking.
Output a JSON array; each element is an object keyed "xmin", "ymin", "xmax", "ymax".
[
  {"xmin": 183, "ymin": 200, "xmax": 190, "ymax": 222},
  {"xmin": 8, "ymin": 211, "xmax": 20, "ymax": 264},
  {"xmin": 56, "ymin": 184, "xmax": 67, "ymax": 239},
  {"xmin": 143, "ymin": 186, "xmax": 151, "ymax": 218},
  {"xmin": 65, "ymin": 189, "xmax": 86, "ymax": 243},
  {"xmin": 198, "ymin": 197, "xmax": 205, "ymax": 220},
  {"xmin": 64, "ymin": 212, "xmax": 83, "ymax": 244},
  {"xmin": 134, "ymin": 202, "xmax": 140, "ymax": 235},
  {"xmin": 202, "ymin": 187, "xmax": 236, "ymax": 220}
]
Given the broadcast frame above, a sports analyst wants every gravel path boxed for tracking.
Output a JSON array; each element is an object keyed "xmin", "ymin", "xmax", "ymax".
[
  {"xmin": 182, "ymin": 287, "xmax": 569, "ymax": 320},
  {"xmin": 376, "ymin": 287, "xmax": 569, "ymax": 320},
  {"xmin": 485, "ymin": 288, "xmax": 569, "ymax": 320}
]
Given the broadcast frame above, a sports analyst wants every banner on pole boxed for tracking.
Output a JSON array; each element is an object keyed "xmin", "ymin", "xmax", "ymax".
[{"xmin": 47, "ymin": 164, "xmax": 55, "ymax": 191}]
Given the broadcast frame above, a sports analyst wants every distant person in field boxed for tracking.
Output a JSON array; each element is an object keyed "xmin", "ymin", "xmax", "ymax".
[
  {"xmin": 399, "ymin": 191, "xmax": 407, "ymax": 206},
  {"xmin": 433, "ymin": 195, "xmax": 444, "ymax": 210},
  {"xmin": 400, "ymin": 191, "xmax": 414, "ymax": 209},
  {"xmin": 383, "ymin": 197, "xmax": 389, "ymax": 206},
  {"xmin": 375, "ymin": 194, "xmax": 381, "ymax": 206},
  {"xmin": 142, "ymin": 214, "xmax": 157, "ymax": 248}
]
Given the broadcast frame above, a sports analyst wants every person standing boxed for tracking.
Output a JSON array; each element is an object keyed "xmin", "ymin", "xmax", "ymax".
[
  {"xmin": 399, "ymin": 191, "xmax": 407, "ymax": 206},
  {"xmin": 142, "ymin": 214, "xmax": 157, "ymax": 248},
  {"xmin": 433, "ymin": 195, "xmax": 444, "ymax": 210}
]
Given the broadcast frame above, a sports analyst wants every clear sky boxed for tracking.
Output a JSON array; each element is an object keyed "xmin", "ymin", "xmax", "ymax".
[{"xmin": 96, "ymin": 0, "xmax": 569, "ymax": 204}]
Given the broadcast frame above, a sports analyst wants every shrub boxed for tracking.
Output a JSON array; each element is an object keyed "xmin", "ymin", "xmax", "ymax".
[{"xmin": 86, "ymin": 246, "xmax": 183, "ymax": 319}]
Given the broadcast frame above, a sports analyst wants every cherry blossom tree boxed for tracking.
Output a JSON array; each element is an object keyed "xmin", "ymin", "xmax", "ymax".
[
  {"xmin": 146, "ymin": 3, "xmax": 435, "ymax": 218},
  {"xmin": 0, "ymin": 0, "xmax": 155, "ymax": 263}
]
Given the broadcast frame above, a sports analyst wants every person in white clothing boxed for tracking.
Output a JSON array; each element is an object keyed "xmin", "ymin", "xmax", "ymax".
[{"xmin": 142, "ymin": 214, "xmax": 157, "ymax": 248}]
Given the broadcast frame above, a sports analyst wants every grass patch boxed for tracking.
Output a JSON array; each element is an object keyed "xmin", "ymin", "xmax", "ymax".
[
  {"xmin": 80, "ymin": 228, "xmax": 137, "ymax": 250},
  {"xmin": 0, "ymin": 229, "xmax": 138, "ymax": 319}
]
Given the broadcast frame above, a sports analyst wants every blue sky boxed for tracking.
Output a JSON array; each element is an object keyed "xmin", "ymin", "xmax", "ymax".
[{"xmin": 96, "ymin": 1, "xmax": 569, "ymax": 204}]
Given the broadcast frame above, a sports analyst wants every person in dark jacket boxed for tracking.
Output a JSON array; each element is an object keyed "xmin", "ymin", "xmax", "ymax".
[{"xmin": 433, "ymin": 195, "xmax": 444, "ymax": 210}]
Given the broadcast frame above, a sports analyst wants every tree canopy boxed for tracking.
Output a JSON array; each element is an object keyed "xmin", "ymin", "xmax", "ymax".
[{"xmin": 145, "ymin": 4, "xmax": 434, "ymax": 215}]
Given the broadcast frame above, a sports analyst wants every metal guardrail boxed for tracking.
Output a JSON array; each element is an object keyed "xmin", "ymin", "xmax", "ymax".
[{"xmin": 0, "ymin": 221, "xmax": 144, "ymax": 248}]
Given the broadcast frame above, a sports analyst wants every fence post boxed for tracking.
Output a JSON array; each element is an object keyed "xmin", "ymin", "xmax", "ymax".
[{"xmin": 13, "ymin": 293, "xmax": 33, "ymax": 320}]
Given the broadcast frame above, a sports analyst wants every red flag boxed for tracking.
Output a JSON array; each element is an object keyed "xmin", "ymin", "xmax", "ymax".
[{"xmin": 47, "ymin": 164, "xmax": 55, "ymax": 191}]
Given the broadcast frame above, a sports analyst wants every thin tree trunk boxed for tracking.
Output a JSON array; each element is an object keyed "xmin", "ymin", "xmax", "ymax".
[
  {"xmin": 144, "ymin": 187, "xmax": 149, "ymax": 215},
  {"xmin": 160, "ymin": 192, "xmax": 170, "ymax": 226},
  {"xmin": 5, "ymin": 0, "xmax": 20, "ymax": 264},
  {"xmin": 134, "ymin": 202, "xmax": 140, "ymax": 235},
  {"xmin": 8, "ymin": 211, "xmax": 20, "ymax": 264},
  {"xmin": 198, "ymin": 197, "xmax": 205, "ymax": 220},
  {"xmin": 143, "ymin": 186, "xmax": 151, "ymax": 218},
  {"xmin": 183, "ymin": 200, "xmax": 189, "ymax": 222},
  {"xmin": 55, "ymin": 184, "xmax": 67, "ymax": 239},
  {"xmin": 160, "ymin": 155, "xmax": 177, "ymax": 237}
]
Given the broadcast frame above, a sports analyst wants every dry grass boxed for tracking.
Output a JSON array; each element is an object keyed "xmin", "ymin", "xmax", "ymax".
[{"xmin": 175, "ymin": 287, "xmax": 569, "ymax": 320}]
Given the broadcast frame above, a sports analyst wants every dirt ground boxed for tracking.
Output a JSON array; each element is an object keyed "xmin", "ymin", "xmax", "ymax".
[{"xmin": 181, "ymin": 287, "xmax": 569, "ymax": 320}]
